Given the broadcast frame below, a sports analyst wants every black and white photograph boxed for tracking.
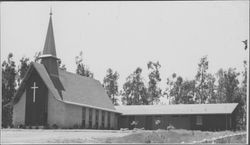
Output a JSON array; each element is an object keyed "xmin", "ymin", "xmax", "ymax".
[{"xmin": 1, "ymin": 1, "xmax": 249, "ymax": 144}]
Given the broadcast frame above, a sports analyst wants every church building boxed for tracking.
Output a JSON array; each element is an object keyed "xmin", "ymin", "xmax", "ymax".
[
  {"xmin": 12, "ymin": 12, "xmax": 239, "ymax": 131},
  {"xmin": 13, "ymin": 12, "xmax": 120, "ymax": 129}
]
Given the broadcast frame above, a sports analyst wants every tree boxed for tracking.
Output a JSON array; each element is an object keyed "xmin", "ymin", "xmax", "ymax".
[
  {"xmin": 121, "ymin": 67, "xmax": 148, "ymax": 105},
  {"xmin": 236, "ymin": 61, "xmax": 247, "ymax": 130},
  {"xmin": 205, "ymin": 74, "xmax": 217, "ymax": 103},
  {"xmin": 194, "ymin": 56, "xmax": 211, "ymax": 104},
  {"xmin": 58, "ymin": 59, "xmax": 67, "ymax": 71},
  {"xmin": 103, "ymin": 68, "xmax": 119, "ymax": 105},
  {"xmin": 165, "ymin": 73, "xmax": 195, "ymax": 104},
  {"xmin": 215, "ymin": 68, "xmax": 246, "ymax": 130},
  {"xmin": 17, "ymin": 57, "xmax": 30, "ymax": 87},
  {"xmin": 2, "ymin": 53, "xmax": 17, "ymax": 128},
  {"xmin": 215, "ymin": 68, "xmax": 240, "ymax": 103},
  {"xmin": 34, "ymin": 51, "xmax": 41, "ymax": 62},
  {"xmin": 147, "ymin": 61, "xmax": 162, "ymax": 104},
  {"xmin": 75, "ymin": 51, "xmax": 94, "ymax": 78}
]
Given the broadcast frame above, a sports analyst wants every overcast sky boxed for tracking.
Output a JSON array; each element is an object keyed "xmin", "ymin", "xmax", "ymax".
[{"xmin": 1, "ymin": 1, "xmax": 249, "ymax": 96}]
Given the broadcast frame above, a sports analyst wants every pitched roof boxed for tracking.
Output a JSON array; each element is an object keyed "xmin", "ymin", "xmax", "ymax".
[
  {"xmin": 115, "ymin": 103, "xmax": 238, "ymax": 115},
  {"xmin": 58, "ymin": 69, "xmax": 116, "ymax": 111},
  {"xmin": 14, "ymin": 62, "xmax": 117, "ymax": 113}
]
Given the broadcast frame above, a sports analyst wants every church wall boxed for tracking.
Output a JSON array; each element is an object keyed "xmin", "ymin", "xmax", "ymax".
[
  {"xmin": 64, "ymin": 103, "xmax": 82, "ymax": 128},
  {"xmin": 135, "ymin": 116, "xmax": 146, "ymax": 129},
  {"xmin": 13, "ymin": 91, "xmax": 26, "ymax": 127},
  {"xmin": 114, "ymin": 113, "xmax": 119, "ymax": 129},
  {"xmin": 47, "ymin": 91, "xmax": 66, "ymax": 127}
]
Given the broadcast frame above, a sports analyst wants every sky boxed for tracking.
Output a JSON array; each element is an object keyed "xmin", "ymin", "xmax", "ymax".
[{"xmin": 1, "ymin": 1, "xmax": 249, "ymax": 100}]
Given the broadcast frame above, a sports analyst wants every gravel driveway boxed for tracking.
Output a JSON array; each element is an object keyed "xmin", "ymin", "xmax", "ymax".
[{"xmin": 1, "ymin": 129, "xmax": 130, "ymax": 143}]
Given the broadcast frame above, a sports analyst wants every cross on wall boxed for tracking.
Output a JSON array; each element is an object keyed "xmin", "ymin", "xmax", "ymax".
[{"xmin": 31, "ymin": 82, "xmax": 39, "ymax": 103}]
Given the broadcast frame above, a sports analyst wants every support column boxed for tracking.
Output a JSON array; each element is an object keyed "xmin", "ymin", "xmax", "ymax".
[
  {"xmin": 98, "ymin": 110, "xmax": 102, "ymax": 128},
  {"xmin": 110, "ymin": 113, "xmax": 115, "ymax": 129},
  {"xmin": 85, "ymin": 108, "xmax": 89, "ymax": 128},
  {"xmin": 92, "ymin": 109, "xmax": 96, "ymax": 128},
  {"xmin": 104, "ymin": 111, "xmax": 108, "ymax": 129}
]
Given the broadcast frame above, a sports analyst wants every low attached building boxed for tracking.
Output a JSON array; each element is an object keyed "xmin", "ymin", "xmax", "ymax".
[{"xmin": 115, "ymin": 103, "xmax": 238, "ymax": 131}]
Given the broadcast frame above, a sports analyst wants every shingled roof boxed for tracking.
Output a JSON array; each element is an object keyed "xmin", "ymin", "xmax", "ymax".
[
  {"xmin": 14, "ymin": 62, "xmax": 117, "ymax": 113},
  {"xmin": 115, "ymin": 103, "xmax": 238, "ymax": 115}
]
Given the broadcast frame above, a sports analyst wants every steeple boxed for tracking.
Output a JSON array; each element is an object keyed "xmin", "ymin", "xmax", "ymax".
[
  {"xmin": 39, "ymin": 10, "xmax": 64, "ymax": 97},
  {"xmin": 41, "ymin": 9, "xmax": 57, "ymax": 58},
  {"xmin": 39, "ymin": 11, "xmax": 59, "ymax": 76}
]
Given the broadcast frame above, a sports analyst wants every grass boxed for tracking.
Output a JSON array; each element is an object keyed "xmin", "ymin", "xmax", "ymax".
[
  {"xmin": 201, "ymin": 133, "xmax": 246, "ymax": 144},
  {"xmin": 2, "ymin": 128, "xmax": 246, "ymax": 143},
  {"xmin": 104, "ymin": 129, "xmax": 247, "ymax": 143}
]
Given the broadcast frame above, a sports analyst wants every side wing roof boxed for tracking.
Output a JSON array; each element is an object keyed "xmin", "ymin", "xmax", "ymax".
[{"xmin": 115, "ymin": 103, "xmax": 238, "ymax": 115}]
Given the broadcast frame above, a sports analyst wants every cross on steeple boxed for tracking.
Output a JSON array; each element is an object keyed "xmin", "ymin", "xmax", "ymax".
[{"xmin": 31, "ymin": 82, "xmax": 39, "ymax": 103}]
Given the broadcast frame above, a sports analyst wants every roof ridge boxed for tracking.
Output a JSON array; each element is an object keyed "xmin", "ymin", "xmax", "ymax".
[{"xmin": 115, "ymin": 103, "xmax": 238, "ymax": 107}]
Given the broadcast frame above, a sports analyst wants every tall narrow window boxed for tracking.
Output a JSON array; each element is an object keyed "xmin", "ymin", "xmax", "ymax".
[
  {"xmin": 82, "ymin": 107, "xmax": 86, "ymax": 128},
  {"xmin": 196, "ymin": 115, "xmax": 202, "ymax": 125},
  {"xmin": 108, "ymin": 112, "xmax": 111, "ymax": 129},
  {"xmin": 95, "ymin": 110, "xmax": 99, "ymax": 129},
  {"xmin": 89, "ymin": 108, "xmax": 92, "ymax": 129},
  {"xmin": 102, "ymin": 111, "xmax": 105, "ymax": 129}
]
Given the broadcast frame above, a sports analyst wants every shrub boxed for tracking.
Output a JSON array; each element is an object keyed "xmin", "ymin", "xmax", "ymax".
[
  {"xmin": 73, "ymin": 124, "xmax": 80, "ymax": 129},
  {"xmin": 145, "ymin": 136, "xmax": 151, "ymax": 143},
  {"xmin": 52, "ymin": 124, "xmax": 58, "ymax": 129},
  {"xmin": 166, "ymin": 124, "xmax": 175, "ymax": 130},
  {"xmin": 44, "ymin": 123, "xmax": 50, "ymax": 129}
]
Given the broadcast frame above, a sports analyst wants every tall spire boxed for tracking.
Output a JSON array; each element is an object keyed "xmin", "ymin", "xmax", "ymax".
[
  {"xmin": 41, "ymin": 10, "xmax": 57, "ymax": 58},
  {"xmin": 40, "ymin": 10, "xmax": 64, "ymax": 96}
]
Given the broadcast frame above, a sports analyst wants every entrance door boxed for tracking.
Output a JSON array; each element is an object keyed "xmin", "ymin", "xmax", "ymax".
[
  {"xmin": 145, "ymin": 116, "xmax": 153, "ymax": 130},
  {"xmin": 25, "ymin": 70, "xmax": 48, "ymax": 126}
]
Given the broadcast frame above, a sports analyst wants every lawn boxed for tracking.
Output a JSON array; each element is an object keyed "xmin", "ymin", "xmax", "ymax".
[
  {"xmin": 1, "ymin": 128, "xmax": 246, "ymax": 144},
  {"xmin": 1, "ymin": 129, "xmax": 130, "ymax": 143},
  {"xmin": 104, "ymin": 129, "xmax": 247, "ymax": 144}
]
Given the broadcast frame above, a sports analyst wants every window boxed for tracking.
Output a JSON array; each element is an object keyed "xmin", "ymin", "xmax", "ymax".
[
  {"xmin": 108, "ymin": 112, "xmax": 111, "ymax": 129},
  {"xmin": 95, "ymin": 110, "xmax": 99, "ymax": 129},
  {"xmin": 89, "ymin": 108, "xmax": 92, "ymax": 129},
  {"xmin": 196, "ymin": 116, "xmax": 202, "ymax": 125},
  {"xmin": 102, "ymin": 111, "xmax": 105, "ymax": 129},
  {"xmin": 82, "ymin": 107, "xmax": 86, "ymax": 128}
]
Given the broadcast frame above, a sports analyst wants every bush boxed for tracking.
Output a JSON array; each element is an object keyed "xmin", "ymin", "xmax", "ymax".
[
  {"xmin": 167, "ymin": 124, "xmax": 175, "ymax": 130},
  {"xmin": 52, "ymin": 124, "xmax": 58, "ymax": 129},
  {"xmin": 145, "ymin": 136, "xmax": 151, "ymax": 143},
  {"xmin": 18, "ymin": 124, "xmax": 25, "ymax": 129},
  {"xmin": 44, "ymin": 123, "xmax": 50, "ymax": 129},
  {"xmin": 73, "ymin": 124, "xmax": 80, "ymax": 129}
]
